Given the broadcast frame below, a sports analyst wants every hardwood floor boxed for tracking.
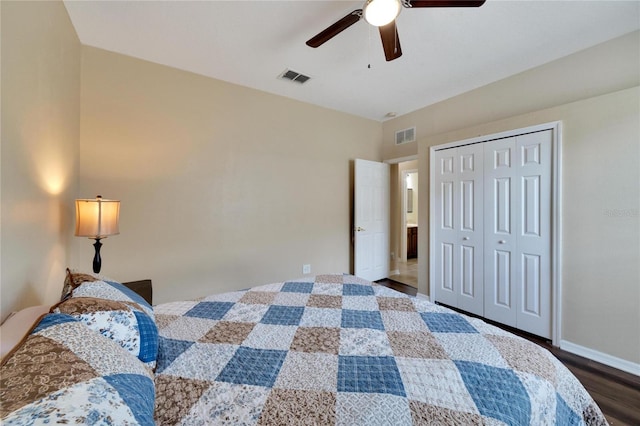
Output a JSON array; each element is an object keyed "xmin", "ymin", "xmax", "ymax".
[
  {"xmin": 377, "ymin": 278, "xmax": 418, "ymax": 297},
  {"xmin": 376, "ymin": 278, "xmax": 640, "ymax": 426}
]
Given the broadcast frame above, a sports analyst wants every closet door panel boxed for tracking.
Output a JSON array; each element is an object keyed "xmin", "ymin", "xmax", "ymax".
[
  {"xmin": 434, "ymin": 151, "xmax": 459, "ymax": 307},
  {"xmin": 457, "ymin": 144, "xmax": 484, "ymax": 316},
  {"xmin": 484, "ymin": 138, "xmax": 517, "ymax": 327},
  {"xmin": 516, "ymin": 131, "xmax": 552, "ymax": 338}
]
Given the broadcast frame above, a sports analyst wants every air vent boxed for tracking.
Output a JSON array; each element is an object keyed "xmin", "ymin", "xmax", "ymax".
[
  {"xmin": 278, "ymin": 69, "xmax": 311, "ymax": 84},
  {"xmin": 395, "ymin": 127, "xmax": 416, "ymax": 145}
]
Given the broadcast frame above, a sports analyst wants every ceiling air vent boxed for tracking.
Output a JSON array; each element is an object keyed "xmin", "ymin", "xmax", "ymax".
[
  {"xmin": 278, "ymin": 69, "xmax": 311, "ymax": 84},
  {"xmin": 395, "ymin": 127, "xmax": 416, "ymax": 145}
]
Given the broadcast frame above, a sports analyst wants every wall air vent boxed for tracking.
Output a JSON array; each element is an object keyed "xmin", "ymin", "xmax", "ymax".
[
  {"xmin": 278, "ymin": 69, "xmax": 311, "ymax": 84},
  {"xmin": 395, "ymin": 127, "xmax": 416, "ymax": 145}
]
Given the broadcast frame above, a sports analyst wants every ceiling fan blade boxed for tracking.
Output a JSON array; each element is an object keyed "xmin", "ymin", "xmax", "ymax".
[
  {"xmin": 403, "ymin": 0, "xmax": 486, "ymax": 7},
  {"xmin": 379, "ymin": 20, "xmax": 402, "ymax": 62},
  {"xmin": 306, "ymin": 9, "xmax": 363, "ymax": 48}
]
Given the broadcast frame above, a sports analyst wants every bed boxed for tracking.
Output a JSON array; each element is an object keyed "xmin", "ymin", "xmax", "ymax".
[{"xmin": 1, "ymin": 271, "xmax": 607, "ymax": 425}]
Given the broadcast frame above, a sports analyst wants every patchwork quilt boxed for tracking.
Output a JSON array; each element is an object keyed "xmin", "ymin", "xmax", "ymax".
[{"xmin": 153, "ymin": 274, "xmax": 607, "ymax": 425}]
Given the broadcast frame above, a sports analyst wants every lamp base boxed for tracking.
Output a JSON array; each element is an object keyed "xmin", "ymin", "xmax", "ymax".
[{"xmin": 92, "ymin": 238, "xmax": 103, "ymax": 273}]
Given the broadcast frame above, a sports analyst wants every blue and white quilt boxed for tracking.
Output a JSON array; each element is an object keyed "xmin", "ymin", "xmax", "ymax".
[{"xmin": 153, "ymin": 274, "xmax": 607, "ymax": 425}]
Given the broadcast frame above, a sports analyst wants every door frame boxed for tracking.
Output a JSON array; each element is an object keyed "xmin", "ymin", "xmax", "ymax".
[
  {"xmin": 385, "ymin": 155, "xmax": 418, "ymax": 277},
  {"xmin": 429, "ymin": 121, "xmax": 563, "ymax": 346}
]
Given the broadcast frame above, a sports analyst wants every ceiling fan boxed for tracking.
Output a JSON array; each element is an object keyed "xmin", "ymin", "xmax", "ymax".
[{"xmin": 306, "ymin": 0, "xmax": 486, "ymax": 62}]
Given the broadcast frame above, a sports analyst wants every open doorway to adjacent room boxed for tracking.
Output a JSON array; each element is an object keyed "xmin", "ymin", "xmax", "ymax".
[{"xmin": 389, "ymin": 160, "xmax": 418, "ymax": 287}]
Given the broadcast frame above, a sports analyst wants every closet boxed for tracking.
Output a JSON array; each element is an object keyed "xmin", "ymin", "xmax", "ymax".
[{"xmin": 432, "ymin": 128, "xmax": 553, "ymax": 339}]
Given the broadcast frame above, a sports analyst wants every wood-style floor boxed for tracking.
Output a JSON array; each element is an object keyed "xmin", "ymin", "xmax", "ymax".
[
  {"xmin": 389, "ymin": 258, "xmax": 418, "ymax": 287},
  {"xmin": 376, "ymin": 278, "xmax": 640, "ymax": 426}
]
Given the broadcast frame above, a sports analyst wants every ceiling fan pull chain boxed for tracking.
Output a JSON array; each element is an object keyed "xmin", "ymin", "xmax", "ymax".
[{"xmin": 368, "ymin": 23, "xmax": 373, "ymax": 69}]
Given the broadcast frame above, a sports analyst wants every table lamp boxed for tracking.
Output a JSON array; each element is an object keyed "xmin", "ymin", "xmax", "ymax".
[{"xmin": 75, "ymin": 195, "xmax": 120, "ymax": 273}]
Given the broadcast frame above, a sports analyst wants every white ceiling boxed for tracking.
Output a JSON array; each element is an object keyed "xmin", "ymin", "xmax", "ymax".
[{"xmin": 63, "ymin": 1, "xmax": 640, "ymax": 122}]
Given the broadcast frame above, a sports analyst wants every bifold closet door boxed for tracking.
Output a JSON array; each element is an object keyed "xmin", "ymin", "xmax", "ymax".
[
  {"xmin": 484, "ymin": 131, "xmax": 552, "ymax": 338},
  {"xmin": 434, "ymin": 144, "xmax": 484, "ymax": 316}
]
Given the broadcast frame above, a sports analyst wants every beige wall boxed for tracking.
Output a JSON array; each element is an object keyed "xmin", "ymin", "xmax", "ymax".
[
  {"xmin": 382, "ymin": 32, "xmax": 640, "ymax": 365},
  {"xmin": 0, "ymin": 1, "xmax": 80, "ymax": 321},
  {"xmin": 76, "ymin": 47, "xmax": 382, "ymax": 304}
]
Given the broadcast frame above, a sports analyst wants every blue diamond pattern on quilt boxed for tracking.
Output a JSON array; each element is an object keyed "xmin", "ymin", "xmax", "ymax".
[
  {"xmin": 32, "ymin": 313, "xmax": 77, "ymax": 334},
  {"xmin": 155, "ymin": 337, "xmax": 194, "ymax": 373},
  {"xmin": 281, "ymin": 281, "xmax": 314, "ymax": 294},
  {"xmin": 217, "ymin": 347, "xmax": 287, "ymax": 387},
  {"xmin": 338, "ymin": 355, "xmax": 406, "ymax": 397},
  {"xmin": 421, "ymin": 312, "xmax": 478, "ymax": 333},
  {"xmin": 556, "ymin": 393, "xmax": 582, "ymax": 426},
  {"xmin": 104, "ymin": 373, "xmax": 155, "ymax": 426},
  {"xmin": 343, "ymin": 284, "xmax": 375, "ymax": 296},
  {"xmin": 260, "ymin": 305, "xmax": 305, "ymax": 326},
  {"xmin": 341, "ymin": 309, "xmax": 384, "ymax": 330},
  {"xmin": 455, "ymin": 360, "xmax": 531, "ymax": 425},
  {"xmin": 133, "ymin": 311, "xmax": 158, "ymax": 364},
  {"xmin": 184, "ymin": 301, "xmax": 235, "ymax": 320}
]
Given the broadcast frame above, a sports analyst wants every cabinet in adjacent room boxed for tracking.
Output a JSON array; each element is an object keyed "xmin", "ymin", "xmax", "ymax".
[
  {"xmin": 433, "ymin": 129, "xmax": 553, "ymax": 338},
  {"xmin": 407, "ymin": 226, "xmax": 418, "ymax": 259}
]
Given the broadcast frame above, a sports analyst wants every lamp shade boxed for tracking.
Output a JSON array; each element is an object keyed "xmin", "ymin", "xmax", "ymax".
[{"xmin": 75, "ymin": 196, "xmax": 120, "ymax": 239}]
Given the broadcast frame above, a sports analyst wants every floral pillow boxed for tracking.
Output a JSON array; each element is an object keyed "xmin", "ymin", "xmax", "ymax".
[
  {"xmin": 53, "ymin": 297, "xmax": 158, "ymax": 369},
  {"xmin": 0, "ymin": 313, "xmax": 154, "ymax": 425}
]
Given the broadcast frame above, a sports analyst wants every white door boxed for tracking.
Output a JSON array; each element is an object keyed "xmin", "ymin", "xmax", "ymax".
[
  {"xmin": 354, "ymin": 159, "xmax": 390, "ymax": 281},
  {"xmin": 515, "ymin": 131, "xmax": 552, "ymax": 338},
  {"xmin": 434, "ymin": 144, "xmax": 484, "ymax": 315},
  {"xmin": 483, "ymin": 137, "xmax": 518, "ymax": 328},
  {"xmin": 457, "ymin": 144, "xmax": 484, "ymax": 315},
  {"xmin": 484, "ymin": 130, "xmax": 552, "ymax": 338},
  {"xmin": 434, "ymin": 150, "xmax": 458, "ymax": 307}
]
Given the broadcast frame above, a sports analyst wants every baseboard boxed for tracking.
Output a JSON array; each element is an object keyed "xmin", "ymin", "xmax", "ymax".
[
  {"xmin": 560, "ymin": 340, "xmax": 640, "ymax": 376},
  {"xmin": 415, "ymin": 292, "xmax": 429, "ymax": 301},
  {"xmin": 389, "ymin": 269, "xmax": 400, "ymax": 276}
]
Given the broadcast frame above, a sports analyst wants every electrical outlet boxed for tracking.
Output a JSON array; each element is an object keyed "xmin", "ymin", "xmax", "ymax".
[
  {"xmin": 303, "ymin": 264, "xmax": 311, "ymax": 274},
  {"xmin": 390, "ymin": 252, "xmax": 395, "ymax": 260}
]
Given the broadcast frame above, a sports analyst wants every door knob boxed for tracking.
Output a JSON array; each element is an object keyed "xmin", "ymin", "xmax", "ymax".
[
  {"xmin": 498, "ymin": 240, "xmax": 506, "ymax": 244},
  {"xmin": 462, "ymin": 237, "xmax": 469, "ymax": 241},
  {"xmin": 356, "ymin": 227, "xmax": 366, "ymax": 232}
]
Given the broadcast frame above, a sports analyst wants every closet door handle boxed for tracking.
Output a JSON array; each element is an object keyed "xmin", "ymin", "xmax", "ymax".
[
  {"xmin": 498, "ymin": 240, "xmax": 506, "ymax": 244},
  {"xmin": 462, "ymin": 237, "xmax": 469, "ymax": 241}
]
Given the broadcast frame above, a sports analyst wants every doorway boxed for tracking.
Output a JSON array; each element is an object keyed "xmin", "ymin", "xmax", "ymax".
[{"xmin": 390, "ymin": 161, "xmax": 418, "ymax": 287}]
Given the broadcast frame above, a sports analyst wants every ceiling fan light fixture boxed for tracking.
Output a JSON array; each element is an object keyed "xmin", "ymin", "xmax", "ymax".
[{"xmin": 363, "ymin": 0, "xmax": 402, "ymax": 27}]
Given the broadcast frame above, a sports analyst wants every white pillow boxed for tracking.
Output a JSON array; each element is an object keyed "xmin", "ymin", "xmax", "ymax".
[{"xmin": 0, "ymin": 305, "xmax": 50, "ymax": 360}]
